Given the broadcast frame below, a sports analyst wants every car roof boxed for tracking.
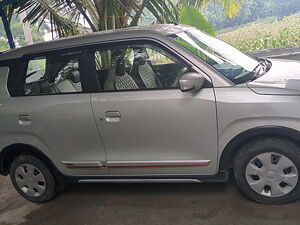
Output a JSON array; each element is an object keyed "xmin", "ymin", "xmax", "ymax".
[{"xmin": 0, "ymin": 24, "xmax": 191, "ymax": 61}]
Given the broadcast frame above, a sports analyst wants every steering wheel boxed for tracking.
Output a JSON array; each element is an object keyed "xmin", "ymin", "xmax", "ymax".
[{"xmin": 172, "ymin": 67, "xmax": 189, "ymax": 88}]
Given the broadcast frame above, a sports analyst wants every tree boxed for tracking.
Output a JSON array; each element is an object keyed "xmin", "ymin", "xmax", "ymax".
[
  {"xmin": 204, "ymin": 0, "xmax": 300, "ymax": 31},
  {"xmin": 175, "ymin": 0, "xmax": 241, "ymax": 18},
  {"xmin": 0, "ymin": 15, "xmax": 45, "ymax": 50},
  {"xmin": 11, "ymin": 0, "xmax": 177, "ymax": 37},
  {"xmin": 179, "ymin": 5, "xmax": 215, "ymax": 35},
  {"xmin": 8, "ymin": 0, "xmax": 241, "ymax": 38}
]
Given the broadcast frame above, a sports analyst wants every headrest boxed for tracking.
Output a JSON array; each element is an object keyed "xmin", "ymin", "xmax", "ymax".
[
  {"xmin": 116, "ymin": 60, "xmax": 126, "ymax": 76},
  {"xmin": 134, "ymin": 48, "xmax": 148, "ymax": 65},
  {"xmin": 71, "ymin": 70, "xmax": 80, "ymax": 83},
  {"xmin": 111, "ymin": 50, "xmax": 123, "ymax": 63}
]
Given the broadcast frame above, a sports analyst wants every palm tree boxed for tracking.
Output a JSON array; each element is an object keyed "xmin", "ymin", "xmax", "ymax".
[
  {"xmin": 11, "ymin": 0, "xmax": 176, "ymax": 37},
  {"xmin": 10, "ymin": 0, "xmax": 241, "ymax": 38},
  {"xmin": 175, "ymin": 0, "xmax": 241, "ymax": 18}
]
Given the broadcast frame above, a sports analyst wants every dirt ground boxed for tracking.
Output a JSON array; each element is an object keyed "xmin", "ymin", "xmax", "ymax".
[{"xmin": 1, "ymin": 174, "xmax": 300, "ymax": 225}]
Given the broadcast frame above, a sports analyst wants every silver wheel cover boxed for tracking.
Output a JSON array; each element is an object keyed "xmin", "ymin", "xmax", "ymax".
[
  {"xmin": 14, "ymin": 164, "xmax": 46, "ymax": 198},
  {"xmin": 245, "ymin": 152, "xmax": 298, "ymax": 197}
]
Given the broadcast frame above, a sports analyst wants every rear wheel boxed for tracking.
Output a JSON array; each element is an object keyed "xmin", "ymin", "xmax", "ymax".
[
  {"xmin": 234, "ymin": 137, "xmax": 300, "ymax": 204},
  {"xmin": 10, "ymin": 155, "xmax": 58, "ymax": 203}
]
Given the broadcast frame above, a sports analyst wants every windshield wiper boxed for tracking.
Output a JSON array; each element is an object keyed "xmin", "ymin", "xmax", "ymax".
[{"xmin": 250, "ymin": 58, "xmax": 270, "ymax": 81}]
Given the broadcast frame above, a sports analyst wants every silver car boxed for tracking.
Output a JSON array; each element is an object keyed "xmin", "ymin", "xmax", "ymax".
[{"xmin": 1, "ymin": 24, "xmax": 300, "ymax": 204}]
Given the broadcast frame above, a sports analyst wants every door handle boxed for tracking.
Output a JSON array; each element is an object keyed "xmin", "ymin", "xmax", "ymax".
[
  {"xmin": 18, "ymin": 115, "xmax": 31, "ymax": 126},
  {"xmin": 105, "ymin": 111, "xmax": 121, "ymax": 123}
]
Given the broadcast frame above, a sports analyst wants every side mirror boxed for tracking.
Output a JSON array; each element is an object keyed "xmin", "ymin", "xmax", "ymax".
[{"xmin": 179, "ymin": 72, "xmax": 206, "ymax": 92}]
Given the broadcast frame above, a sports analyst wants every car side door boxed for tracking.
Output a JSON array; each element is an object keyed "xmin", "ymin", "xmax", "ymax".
[
  {"xmin": 90, "ymin": 40, "xmax": 218, "ymax": 175},
  {"xmin": 6, "ymin": 49, "xmax": 108, "ymax": 176}
]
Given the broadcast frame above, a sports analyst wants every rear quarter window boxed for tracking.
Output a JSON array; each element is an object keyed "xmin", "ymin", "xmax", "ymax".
[{"xmin": 24, "ymin": 54, "xmax": 83, "ymax": 95}]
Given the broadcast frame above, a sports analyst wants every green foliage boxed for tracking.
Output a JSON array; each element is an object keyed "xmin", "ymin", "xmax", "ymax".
[
  {"xmin": 218, "ymin": 12, "xmax": 300, "ymax": 52},
  {"xmin": 0, "ymin": 15, "xmax": 45, "ymax": 51},
  {"xmin": 11, "ymin": 0, "xmax": 179, "ymax": 37},
  {"xmin": 176, "ymin": 0, "xmax": 241, "ymax": 18},
  {"xmin": 204, "ymin": 0, "xmax": 300, "ymax": 31},
  {"xmin": 8, "ymin": 0, "xmax": 241, "ymax": 38},
  {"xmin": 179, "ymin": 6, "xmax": 215, "ymax": 35},
  {"xmin": 0, "ymin": 39, "xmax": 9, "ymax": 51},
  {"xmin": 176, "ymin": 39, "xmax": 197, "ymax": 53}
]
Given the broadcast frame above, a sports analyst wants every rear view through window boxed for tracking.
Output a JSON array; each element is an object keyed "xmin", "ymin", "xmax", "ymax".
[{"xmin": 25, "ymin": 53, "xmax": 82, "ymax": 95}]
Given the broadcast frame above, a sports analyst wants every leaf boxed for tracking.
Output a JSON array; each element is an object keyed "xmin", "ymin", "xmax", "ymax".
[
  {"xmin": 175, "ymin": 0, "xmax": 241, "ymax": 19},
  {"xmin": 9, "ymin": 0, "xmax": 180, "ymax": 37},
  {"xmin": 14, "ymin": 0, "xmax": 84, "ymax": 37},
  {"xmin": 220, "ymin": 0, "xmax": 240, "ymax": 19},
  {"xmin": 179, "ymin": 5, "xmax": 215, "ymax": 35}
]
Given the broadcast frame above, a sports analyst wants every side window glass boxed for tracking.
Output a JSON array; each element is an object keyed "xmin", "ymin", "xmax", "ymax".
[
  {"xmin": 25, "ymin": 54, "xmax": 82, "ymax": 95},
  {"xmin": 94, "ymin": 43, "xmax": 193, "ymax": 91},
  {"xmin": 26, "ymin": 59, "xmax": 46, "ymax": 83},
  {"xmin": 145, "ymin": 48, "xmax": 174, "ymax": 65}
]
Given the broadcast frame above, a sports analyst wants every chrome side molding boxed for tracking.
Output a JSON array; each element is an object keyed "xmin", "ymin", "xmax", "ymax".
[
  {"xmin": 107, "ymin": 160, "xmax": 211, "ymax": 168},
  {"xmin": 62, "ymin": 160, "xmax": 211, "ymax": 169},
  {"xmin": 62, "ymin": 161, "xmax": 105, "ymax": 169}
]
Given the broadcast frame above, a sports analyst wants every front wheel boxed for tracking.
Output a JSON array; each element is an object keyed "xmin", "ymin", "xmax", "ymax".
[
  {"xmin": 10, "ymin": 155, "xmax": 58, "ymax": 203},
  {"xmin": 234, "ymin": 137, "xmax": 300, "ymax": 204}
]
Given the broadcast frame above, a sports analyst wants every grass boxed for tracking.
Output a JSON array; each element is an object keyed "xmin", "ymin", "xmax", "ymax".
[{"xmin": 217, "ymin": 12, "xmax": 300, "ymax": 52}]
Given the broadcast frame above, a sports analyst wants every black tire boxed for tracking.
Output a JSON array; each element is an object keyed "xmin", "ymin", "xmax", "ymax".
[
  {"xmin": 234, "ymin": 137, "xmax": 300, "ymax": 205},
  {"xmin": 10, "ymin": 155, "xmax": 58, "ymax": 203}
]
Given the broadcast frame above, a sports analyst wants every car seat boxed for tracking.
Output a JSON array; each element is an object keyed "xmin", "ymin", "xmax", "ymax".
[
  {"xmin": 130, "ymin": 48, "xmax": 160, "ymax": 89},
  {"xmin": 115, "ymin": 60, "xmax": 139, "ymax": 90}
]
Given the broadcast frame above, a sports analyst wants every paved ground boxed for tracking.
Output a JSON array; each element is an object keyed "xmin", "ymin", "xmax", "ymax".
[{"xmin": 1, "ymin": 175, "xmax": 300, "ymax": 225}]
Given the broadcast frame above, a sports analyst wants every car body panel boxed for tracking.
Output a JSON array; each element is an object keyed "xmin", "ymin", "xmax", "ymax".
[
  {"xmin": 0, "ymin": 94, "xmax": 108, "ymax": 176},
  {"xmin": 248, "ymin": 59, "xmax": 300, "ymax": 95},
  {"xmin": 215, "ymin": 84, "xmax": 300, "ymax": 161},
  {"xmin": 91, "ymin": 89, "xmax": 218, "ymax": 175}
]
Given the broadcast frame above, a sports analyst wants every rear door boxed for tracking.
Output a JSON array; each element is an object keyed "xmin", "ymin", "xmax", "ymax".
[
  {"xmin": 90, "ymin": 41, "xmax": 218, "ymax": 176},
  {"xmin": 6, "ymin": 49, "xmax": 108, "ymax": 176}
]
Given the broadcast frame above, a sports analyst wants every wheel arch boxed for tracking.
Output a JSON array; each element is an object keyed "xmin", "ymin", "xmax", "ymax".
[
  {"xmin": 219, "ymin": 126, "xmax": 300, "ymax": 170},
  {"xmin": 0, "ymin": 143, "xmax": 56, "ymax": 176}
]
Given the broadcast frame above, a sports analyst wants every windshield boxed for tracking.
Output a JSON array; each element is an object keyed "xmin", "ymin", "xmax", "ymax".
[{"xmin": 170, "ymin": 28, "xmax": 259, "ymax": 84}]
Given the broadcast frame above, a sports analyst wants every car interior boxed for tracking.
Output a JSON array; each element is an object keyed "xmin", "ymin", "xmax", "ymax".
[
  {"xmin": 95, "ymin": 45, "xmax": 191, "ymax": 91},
  {"xmin": 25, "ymin": 54, "xmax": 82, "ymax": 95},
  {"xmin": 25, "ymin": 45, "xmax": 191, "ymax": 95}
]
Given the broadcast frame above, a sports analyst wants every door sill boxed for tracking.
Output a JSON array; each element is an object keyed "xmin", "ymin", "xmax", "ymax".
[
  {"xmin": 68, "ymin": 171, "xmax": 229, "ymax": 184},
  {"xmin": 78, "ymin": 178, "xmax": 202, "ymax": 183}
]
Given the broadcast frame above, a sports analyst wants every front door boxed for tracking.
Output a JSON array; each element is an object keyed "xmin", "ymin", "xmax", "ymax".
[{"xmin": 90, "ymin": 41, "xmax": 218, "ymax": 175}]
